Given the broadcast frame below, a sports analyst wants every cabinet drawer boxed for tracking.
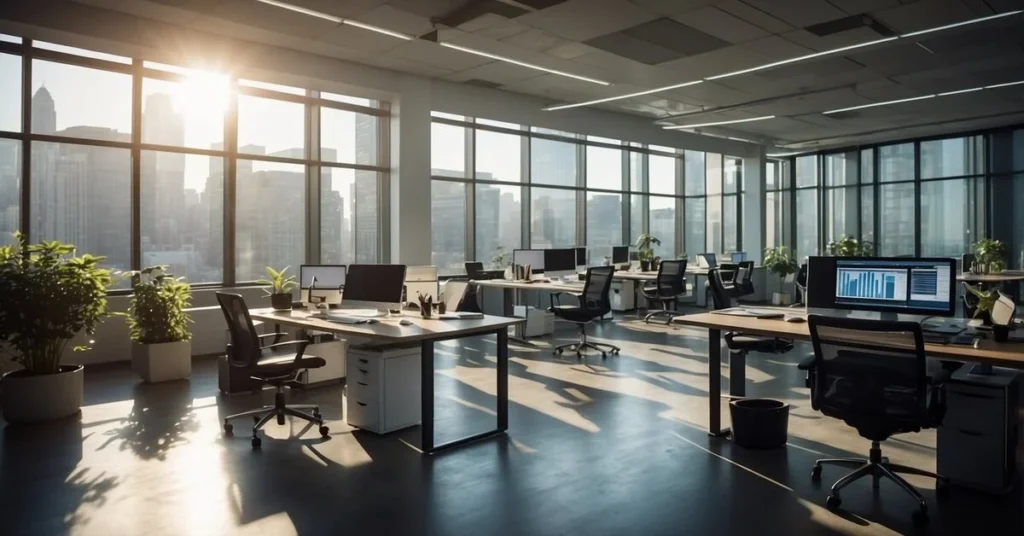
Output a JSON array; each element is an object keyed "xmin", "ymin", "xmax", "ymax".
[
  {"xmin": 347, "ymin": 398, "xmax": 379, "ymax": 430},
  {"xmin": 938, "ymin": 427, "xmax": 1006, "ymax": 489},
  {"xmin": 945, "ymin": 387, "xmax": 1004, "ymax": 431},
  {"xmin": 347, "ymin": 355, "xmax": 381, "ymax": 381},
  {"xmin": 348, "ymin": 376, "xmax": 379, "ymax": 402}
]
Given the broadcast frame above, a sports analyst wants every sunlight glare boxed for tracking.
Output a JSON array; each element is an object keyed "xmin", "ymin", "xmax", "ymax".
[{"xmin": 175, "ymin": 69, "xmax": 230, "ymax": 120}]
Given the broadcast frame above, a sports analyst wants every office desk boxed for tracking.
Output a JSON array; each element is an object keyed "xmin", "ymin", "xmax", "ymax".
[
  {"xmin": 672, "ymin": 309, "xmax": 1024, "ymax": 438},
  {"xmin": 249, "ymin": 308, "xmax": 523, "ymax": 454},
  {"xmin": 957, "ymin": 272, "xmax": 1024, "ymax": 283}
]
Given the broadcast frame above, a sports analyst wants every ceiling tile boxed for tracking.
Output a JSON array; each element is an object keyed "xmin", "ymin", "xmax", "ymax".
[
  {"xmin": 514, "ymin": 0, "xmax": 660, "ymax": 41},
  {"xmin": 500, "ymin": 27, "xmax": 571, "ymax": 52},
  {"xmin": 673, "ymin": 6, "xmax": 771, "ymax": 44},
  {"xmin": 781, "ymin": 26, "xmax": 892, "ymax": 52},
  {"xmin": 444, "ymin": 60, "xmax": 544, "ymax": 85},
  {"xmin": 658, "ymin": 44, "xmax": 774, "ymax": 80},
  {"xmin": 739, "ymin": 0, "xmax": 849, "ymax": 28},
  {"xmin": 354, "ymin": 3, "xmax": 434, "ymax": 36},
  {"xmin": 715, "ymin": 0, "xmax": 794, "ymax": 34},
  {"xmin": 287, "ymin": 0, "xmax": 388, "ymax": 18},
  {"xmin": 385, "ymin": 0, "xmax": 466, "ymax": 20},
  {"xmin": 585, "ymin": 31, "xmax": 683, "ymax": 65},
  {"xmin": 630, "ymin": 0, "xmax": 717, "ymax": 17},
  {"xmin": 461, "ymin": 13, "xmax": 531, "ymax": 40},
  {"xmin": 545, "ymin": 41, "xmax": 597, "ymax": 60},
  {"xmin": 385, "ymin": 39, "xmax": 493, "ymax": 72},
  {"xmin": 205, "ymin": 0, "xmax": 337, "ymax": 39},
  {"xmin": 828, "ymin": 0, "xmax": 903, "ymax": 15},
  {"xmin": 316, "ymin": 24, "xmax": 406, "ymax": 54},
  {"xmin": 361, "ymin": 53, "xmax": 458, "ymax": 77},
  {"xmin": 873, "ymin": 0, "xmax": 977, "ymax": 34}
]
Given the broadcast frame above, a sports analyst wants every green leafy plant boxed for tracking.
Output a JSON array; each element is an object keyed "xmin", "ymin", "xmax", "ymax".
[
  {"xmin": 973, "ymin": 238, "xmax": 1008, "ymax": 271},
  {"xmin": 826, "ymin": 235, "xmax": 874, "ymax": 257},
  {"xmin": 634, "ymin": 233, "xmax": 661, "ymax": 261},
  {"xmin": 490, "ymin": 246, "xmax": 512, "ymax": 269},
  {"xmin": 762, "ymin": 246, "xmax": 798, "ymax": 286},
  {"xmin": 0, "ymin": 232, "xmax": 118, "ymax": 375},
  {"xmin": 256, "ymin": 266, "xmax": 297, "ymax": 295},
  {"xmin": 127, "ymin": 266, "xmax": 192, "ymax": 345},
  {"xmin": 965, "ymin": 284, "xmax": 998, "ymax": 319}
]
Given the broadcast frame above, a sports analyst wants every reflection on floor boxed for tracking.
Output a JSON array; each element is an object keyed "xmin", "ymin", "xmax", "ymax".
[{"xmin": 1, "ymin": 315, "xmax": 1022, "ymax": 535}]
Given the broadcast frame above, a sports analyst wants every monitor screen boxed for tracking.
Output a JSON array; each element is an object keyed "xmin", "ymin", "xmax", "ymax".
[
  {"xmin": 831, "ymin": 258, "xmax": 955, "ymax": 316},
  {"xmin": 575, "ymin": 247, "xmax": 587, "ymax": 266},
  {"xmin": 612, "ymin": 246, "xmax": 629, "ymax": 264},
  {"xmin": 300, "ymin": 265, "xmax": 346, "ymax": 289},
  {"xmin": 544, "ymin": 248, "xmax": 577, "ymax": 273},
  {"xmin": 730, "ymin": 252, "xmax": 747, "ymax": 263},
  {"xmin": 513, "ymin": 249, "xmax": 545, "ymax": 273},
  {"xmin": 805, "ymin": 256, "xmax": 837, "ymax": 309},
  {"xmin": 343, "ymin": 264, "xmax": 407, "ymax": 306},
  {"xmin": 699, "ymin": 253, "xmax": 718, "ymax": 268}
]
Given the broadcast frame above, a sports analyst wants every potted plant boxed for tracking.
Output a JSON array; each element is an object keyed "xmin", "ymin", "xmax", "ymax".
[
  {"xmin": 490, "ymin": 246, "xmax": 512, "ymax": 270},
  {"xmin": 0, "ymin": 233, "xmax": 117, "ymax": 424},
  {"xmin": 763, "ymin": 246, "xmax": 798, "ymax": 305},
  {"xmin": 973, "ymin": 238, "xmax": 1008, "ymax": 273},
  {"xmin": 826, "ymin": 235, "xmax": 874, "ymax": 257},
  {"xmin": 128, "ymin": 266, "xmax": 193, "ymax": 383},
  {"xmin": 635, "ymin": 233, "xmax": 661, "ymax": 272},
  {"xmin": 963, "ymin": 284, "xmax": 1012, "ymax": 341},
  {"xmin": 257, "ymin": 266, "xmax": 297, "ymax": 311}
]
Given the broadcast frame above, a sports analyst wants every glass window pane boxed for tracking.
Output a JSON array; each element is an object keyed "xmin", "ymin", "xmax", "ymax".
[
  {"xmin": 878, "ymin": 182, "xmax": 915, "ymax": 256},
  {"xmin": 531, "ymin": 138, "xmax": 577, "ymax": 187},
  {"xmin": 320, "ymin": 107, "xmax": 378, "ymax": 166},
  {"xmin": 921, "ymin": 137, "xmax": 983, "ymax": 179},
  {"xmin": 630, "ymin": 152, "xmax": 643, "ymax": 192},
  {"xmin": 586, "ymin": 145, "xmax": 622, "ymax": 190},
  {"xmin": 141, "ymin": 152, "xmax": 222, "ymax": 282},
  {"xmin": 861, "ymin": 186, "xmax": 874, "ymax": 244},
  {"xmin": 0, "ymin": 34, "xmax": 21, "ymax": 44},
  {"xmin": 32, "ymin": 59, "xmax": 132, "ymax": 139},
  {"xmin": 586, "ymin": 193, "xmax": 622, "ymax": 261},
  {"xmin": 34, "ymin": 41, "xmax": 130, "ymax": 64},
  {"xmin": 766, "ymin": 160, "xmax": 779, "ymax": 191},
  {"xmin": 431, "ymin": 111, "xmax": 465, "ymax": 121},
  {"xmin": 650, "ymin": 144, "xmax": 676, "ymax": 154},
  {"xmin": 795, "ymin": 189, "xmax": 818, "ymax": 257},
  {"xmin": 475, "ymin": 183, "xmax": 521, "ymax": 269},
  {"xmin": 323, "ymin": 92, "xmax": 374, "ymax": 107},
  {"xmin": 530, "ymin": 187, "xmax": 576, "ymax": 248},
  {"xmin": 649, "ymin": 154, "xmax": 675, "ymax": 195},
  {"xmin": 477, "ymin": 118, "xmax": 520, "ymax": 129},
  {"xmin": 879, "ymin": 143, "xmax": 914, "ymax": 182},
  {"xmin": 824, "ymin": 151, "xmax": 857, "ymax": 186},
  {"xmin": 235, "ymin": 160, "xmax": 305, "ymax": 281},
  {"xmin": 706, "ymin": 153, "xmax": 723, "ymax": 195},
  {"xmin": 706, "ymin": 195, "xmax": 721, "ymax": 252},
  {"xmin": 630, "ymin": 194, "xmax": 645, "ymax": 243},
  {"xmin": 723, "ymin": 196, "xmax": 738, "ymax": 252},
  {"xmin": 684, "ymin": 198, "xmax": 705, "ymax": 260},
  {"xmin": 649, "ymin": 196, "xmax": 675, "ymax": 259},
  {"xmin": 861, "ymin": 149, "xmax": 874, "ymax": 183},
  {"xmin": 476, "ymin": 130, "xmax": 521, "ymax": 183},
  {"xmin": 321, "ymin": 168, "xmax": 378, "ymax": 265},
  {"xmin": 765, "ymin": 191, "xmax": 790, "ymax": 250},
  {"xmin": 240, "ymin": 79, "xmax": 304, "ymax": 95},
  {"xmin": 431, "ymin": 181, "xmax": 466, "ymax": 275},
  {"xmin": 1, "ymin": 53, "xmax": 20, "ymax": 132},
  {"xmin": 795, "ymin": 155, "xmax": 817, "ymax": 187},
  {"xmin": 532, "ymin": 126, "xmax": 575, "ymax": 137},
  {"xmin": 724, "ymin": 157, "xmax": 741, "ymax": 194},
  {"xmin": 586, "ymin": 135, "xmax": 620, "ymax": 144},
  {"xmin": 921, "ymin": 179, "xmax": 979, "ymax": 256},
  {"xmin": 825, "ymin": 187, "xmax": 858, "ymax": 242},
  {"xmin": 237, "ymin": 95, "xmax": 304, "ymax": 156},
  {"xmin": 0, "ymin": 139, "xmax": 21, "ymax": 245},
  {"xmin": 685, "ymin": 150, "xmax": 705, "ymax": 196},
  {"xmin": 431, "ymin": 122, "xmax": 466, "ymax": 178},
  {"xmin": 142, "ymin": 74, "xmax": 228, "ymax": 151},
  {"xmin": 30, "ymin": 142, "xmax": 131, "ymax": 286}
]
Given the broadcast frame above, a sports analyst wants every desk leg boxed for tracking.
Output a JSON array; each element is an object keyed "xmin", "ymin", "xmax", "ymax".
[
  {"xmin": 505, "ymin": 287, "xmax": 530, "ymax": 345},
  {"xmin": 729, "ymin": 350, "xmax": 746, "ymax": 398},
  {"xmin": 708, "ymin": 328, "xmax": 730, "ymax": 438},
  {"xmin": 420, "ymin": 339, "xmax": 435, "ymax": 454},
  {"xmin": 497, "ymin": 328, "xmax": 509, "ymax": 431}
]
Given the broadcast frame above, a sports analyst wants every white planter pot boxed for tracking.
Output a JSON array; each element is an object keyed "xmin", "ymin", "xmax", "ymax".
[
  {"xmin": 2, "ymin": 365, "xmax": 84, "ymax": 424},
  {"xmin": 772, "ymin": 292, "xmax": 792, "ymax": 306},
  {"xmin": 132, "ymin": 340, "xmax": 192, "ymax": 383}
]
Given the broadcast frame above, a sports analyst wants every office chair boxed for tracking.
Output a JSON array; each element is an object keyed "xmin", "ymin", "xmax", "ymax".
[
  {"xmin": 729, "ymin": 260, "xmax": 755, "ymax": 299},
  {"xmin": 217, "ymin": 292, "xmax": 330, "ymax": 450},
  {"xmin": 719, "ymin": 262, "xmax": 738, "ymax": 283},
  {"xmin": 792, "ymin": 263, "xmax": 808, "ymax": 306},
  {"xmin": 641, "ymin": 259, "xmax": 688, "ymax": 324},
  {"xmin": 460, "ymin": 262, "xmax": 485, "ymax": 313},
  {"xmin": 806, "ymin": 314, "xmax": 948, "ymax": 526},
  {"xmin": 549, "ymin": 266, "xmax": 620, "ymax": 359},
  {"xmin": 707, "ymin": 269, "xmax": 792, "ymax": 395}
]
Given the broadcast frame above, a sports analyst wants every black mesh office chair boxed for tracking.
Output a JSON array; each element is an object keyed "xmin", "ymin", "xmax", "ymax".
[
  {"xmin": 793, "ymin": 263, "xmax": 808, "ymax": 306},
  {"xmin": 728, "ymin": 260, "xmax": 755, "ymax": 298},
  {"xmin": 217, "ymin": 292, "xmax": 329, "ymax": 449},
  {"xmin": 549, "ymin": 266, "xmax": 620, "ymax": 359},
  {"xmin": 806, "ymin": 314, "xmax": 948, "ymax": 526},
  {"xmin": 641, "ymin": 259, "xmax": 688, "ymax": 324},
  {"xmin": 460, "ymin": 262, "xmax": 485, "ymax": 313},
  {"xmin": 707, "ymin": 269, "xmax": 792, "ymax": 395},
  {"xmin": 719, "ymin": 262, "xmax": 738, "ymax": 283}
]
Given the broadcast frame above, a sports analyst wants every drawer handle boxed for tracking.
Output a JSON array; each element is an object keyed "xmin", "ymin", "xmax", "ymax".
[
  {"xmin": 357, "ymin": 402, "xmax": 367, "ymax": 407},
  {"xmin": 359, "ymin": 368, "xmax": 368, "ymax": 374},
  {"xmin": 358, "ymin": 358, "xmax": 368, "ymax": 364},
  {"xmin": 954, "ymin": 392, "xmax": 995, "ymax": 400},
  {"xmin": 357, "ymin": 381, "xmax": 368, "ymax": 386},
  {"xmin": 959, "ymin": 429, "xmax": 983, "ymax": 437}
]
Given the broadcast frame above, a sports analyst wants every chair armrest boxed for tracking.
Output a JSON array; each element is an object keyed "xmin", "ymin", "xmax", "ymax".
[
  {"xmin": 256, "ymin": 332, "xmax": 286, "ymax": 346},
  {"xmin": 797, "ymin": 355, "xmax": 816, "ymax": 371},
  {"xmin": 549, "ymin": 292, "xmax": 582, "ymax": 310},
  {"xmin": 261, "ymin": 340, "xmax": 308, "ymax": 360}
]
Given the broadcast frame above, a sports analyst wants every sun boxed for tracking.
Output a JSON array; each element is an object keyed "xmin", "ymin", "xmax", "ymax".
[{"xmin": 175, "ymin": 69, "xmax": 230, "ymax": 119}]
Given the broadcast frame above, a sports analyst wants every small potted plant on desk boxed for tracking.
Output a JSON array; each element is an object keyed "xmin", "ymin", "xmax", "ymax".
[
  {"xmin": 826, "ymin": 235, "xmax": 873, "ymax": 257},
  {"xmin": 763, "ymin": 246, "xmax": 798, "ymax": 305},
  {"xmin": 129, "ymin": 266, "xmax": 193, "ymax": 383},
  {"xmin": 257, "ymin": 266, "xmax": 297, "ymax": 311},
  {"xmin": 963, "ymin": 283, "xmax": 1016, "ymax": 342},
  {"xmin": 635, "ymin": 233, "xmax": 661, "ymax": 272},
  {"xmin": 0, "ymin": 233, "xmax": 117, "ymax": 424},
  {"xmin": 973, "ymin": 238, "xmax": 1008, "ymax": 273}
]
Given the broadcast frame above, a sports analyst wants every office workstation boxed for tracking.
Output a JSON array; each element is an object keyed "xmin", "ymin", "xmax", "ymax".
[{"xmin": 3, "ymin": 2, "xmax": 1024, "ymax": 535}]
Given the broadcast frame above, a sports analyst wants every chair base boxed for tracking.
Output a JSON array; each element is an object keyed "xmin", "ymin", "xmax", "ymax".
[
  {"xmin": 553, "ymin": 324, "xmax": 620, "ymax": 360},
  {"xmin": 812, "ymin": 441, "xmax": 947, "ymax": 526},
  {"xmin": 644, "ymin": 310, "xmax": 681, "ymax": 324},
  {"xmin": 223, "ymin": 386, "xmax": 329, "ymax": 449}
]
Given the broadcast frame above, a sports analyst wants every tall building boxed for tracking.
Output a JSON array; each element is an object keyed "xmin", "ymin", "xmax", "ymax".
[
  {"xmin": 31, "ymin": 86, "xmax": 56, "ymax": 134},
  {"xmin": 141, "ymin": 92, "xmax": 186, "ymax": 259}
]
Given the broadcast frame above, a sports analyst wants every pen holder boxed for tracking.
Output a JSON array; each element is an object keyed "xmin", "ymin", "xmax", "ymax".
[{"xmin": 417, "ymin": 293, "xmax": 433, "ymax": 318}]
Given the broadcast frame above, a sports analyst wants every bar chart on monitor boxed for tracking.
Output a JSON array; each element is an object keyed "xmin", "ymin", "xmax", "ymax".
[{"xmin": 836, "ymin": 268, "xmax": 907, "ymax": 301}]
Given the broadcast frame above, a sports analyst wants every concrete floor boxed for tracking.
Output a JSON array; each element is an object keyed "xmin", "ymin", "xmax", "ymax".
[{"xmin": 1, "ymin": 315, "xmax": 1022, "ymax": 535}]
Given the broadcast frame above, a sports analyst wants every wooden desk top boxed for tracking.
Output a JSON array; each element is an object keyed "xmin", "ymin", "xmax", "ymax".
[
  {"xmin": 470, "ymin": 279, "xmax": 586, "ymax": 292},
  {"xmin": 957, "ymin": 271, "xmax": 1024, "ymax": 283},
  {"xmin": 250, "ymin": 308, "xmax": 523, "ymax": 344},
  {"xmin": 672, "ymin": 310, "xmax": 1024, "ymax": 368}
]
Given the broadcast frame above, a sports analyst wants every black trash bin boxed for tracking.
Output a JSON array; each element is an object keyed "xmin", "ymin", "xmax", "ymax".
[{"xmin": 729, "ymin": 398, "xmax": 789, "ymax": 449}]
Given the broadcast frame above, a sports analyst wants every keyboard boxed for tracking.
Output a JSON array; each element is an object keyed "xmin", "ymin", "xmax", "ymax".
[
  {"xmin": 324, "ymin": 314, "xmax": 376, "ymax": 325},
  {"xmin": 922, "ymin": 333, "xmax": 949, "ymax": 345}
]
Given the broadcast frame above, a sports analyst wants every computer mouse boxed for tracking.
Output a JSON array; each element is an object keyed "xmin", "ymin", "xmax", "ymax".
[
  {"xmin": 399, "ymin": 318, "xmax": 414, "ymax": 326},
  {"xmin": 784, "ymin": 315, "xmax": 806, "ymax": 323}
]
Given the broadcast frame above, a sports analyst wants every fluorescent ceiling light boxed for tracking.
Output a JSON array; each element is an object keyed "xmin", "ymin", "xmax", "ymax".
[
  {"xmin": 900, "ymin": 10, "xmax": 1022, "ymax": 38},
  {"xmin": 705, "ymin": 37, "xmax": 897, "ymax": 81},
  {"xmin": 937, "ymin": 87, "xmax": 984, "ymax": 96},
  {"xmin": 544, "ymin": 81, "xmax": 704, "ymax": 111},
  {"xmin": 822, "ymin": 94, "xmax": 936, "ymax": 115},
  {"xmin": 662, "ymin": 115, "xmax": 776, "ymax": 130},
  {"xmin": 255, "ymin": 0, "xmax": 341, "ymax": 22},
  {"xmin": 342, "ymin": 20, "xmax": 412, "ymax": 40},
  {"xmin": 439, "ymin": 43, "xmax": 609, "ymax": 85},
  {"xmin": 985, "ymin": 80, "xmax": 1024, "ymax": 89}
]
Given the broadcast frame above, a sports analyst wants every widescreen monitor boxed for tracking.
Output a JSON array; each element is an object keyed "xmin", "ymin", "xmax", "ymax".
[
  {"xmin": 512, "ymin": 249, "xmax": 544, "ymax": 274},
  {"xmin": 544, "ymin": 248, "xmax": 577, "ymax": 278},
  {"xmin": 575, "ymin": 247, "xmax": 587, "ymax": 267},
  {"xmin": 612, "ymin": 246, "xmax": 630, "ymax": 264},
  {"xmin": 821, "ymin": 257, "xmax": 956, "ymax": 317},
  {"xmin": 343, "ymin": 264, "xmax": 407, "ymax": 311},
  {"xmin": 300, "ymin": 265, "xmax": 346, "ymax": 305}
]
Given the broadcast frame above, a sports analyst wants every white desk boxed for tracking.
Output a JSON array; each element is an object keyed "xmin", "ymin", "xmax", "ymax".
[{"xmin": 249, "ymin": 308, "xmax": 523, "ymax": 454}]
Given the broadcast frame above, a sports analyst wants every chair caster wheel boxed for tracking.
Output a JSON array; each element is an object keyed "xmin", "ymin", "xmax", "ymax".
[
  {"xmin": 810, "ymin": 465, "xmax": 821, "ymax": 481},
  {"xmin": 319, "ymin": 425, "xmax": 330, "ymax": 437},
  {"xmin": 251, "ymin": 436, "xmax": 262, "ymax": 450},
  {"xmin": 224, "ymin": 423, "xmax": 233, "ymax": 435},
  {"xmin": 912, "ymin": 509, "xmax": 929, "ymax": 527},
  {"xmin": 825, "ymin": 495, "xmax": 841, "ymax": 510}
]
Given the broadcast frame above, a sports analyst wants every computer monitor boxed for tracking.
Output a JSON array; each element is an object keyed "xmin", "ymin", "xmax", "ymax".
[
  {"xmin": 805, "ymin": 256, "xmax": 837, "ymax": 309},
  {"xmin": 698, "ymin": 253, "xmax": 717, "ymax": 268},
  {"xmin": 730, "ymin": 252, "xmax": 747, "ymax": 263},
  {"xmin": 828, "ymin": 257, "xmax": 956, "ymax": 318},
  {"xmin": 300, "ymin": 265, "xmax": 346, "ymax": 305},
  {"xmin": 612, "ymin": 245, "xmax": 629, "ymax": 265},
  {"xmin": 342, "ymin": 264, "xmax": 407, "ymax": 313},
  {"xmin": 404, "ymin": 265, "xmax": 438, "ymax": 307},
  {"xmin": 544, "ymin": 248, "xmax": 577, "ymax": 278},
  {"xmin": 512, "ymin": 249, "xmax": 545, "ymax": 275},
  {"xmin": 575, "ymin": 247, "xmax": 587, "ymax": 267}
]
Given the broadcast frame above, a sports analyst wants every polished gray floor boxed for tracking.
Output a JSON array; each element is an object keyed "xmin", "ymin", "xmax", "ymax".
[{"xmin": 1, "ymin": 315, "xmax": 1022, "ymax": 535}]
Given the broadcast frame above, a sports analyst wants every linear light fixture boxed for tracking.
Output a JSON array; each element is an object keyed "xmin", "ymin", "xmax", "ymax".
[
  {"xmin": 937, "ymin": 87, "xmax": 984, "ymax": 97},
  {"xmin": 439, "ymin": 43, "xmax": 610, "ymax": 85},
  {"xmin": 823, "ymin": 94, "xmax": 937, "ymax": 115},
  {"xmin": 546, "ymin": 10, "xmax": 1024, "ymax": 112},
  {"xmin": 985, "ymin": 80, "xmax": 1024, "ymax": 89},
  {"xmin": 662, "ymin": 115, "xmax": 776, "ymax": 130},
  {"xmin": 255, "ymin": 0, "xmax": 411, "ymax": 40}
]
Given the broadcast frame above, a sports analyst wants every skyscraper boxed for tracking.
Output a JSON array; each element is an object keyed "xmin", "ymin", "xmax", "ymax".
[{"xmin": 31, "ymin": 86, "xmax": 56, "ymax": 134}]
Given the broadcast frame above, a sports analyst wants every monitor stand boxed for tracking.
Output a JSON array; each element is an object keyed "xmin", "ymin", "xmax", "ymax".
[
  {"xmin": 343, "ymin": 308, "xmax": 391, "ymax": 318},
  {"xmin": 879, "ymin": 311, "xmax": 899, "ymax": 322}
]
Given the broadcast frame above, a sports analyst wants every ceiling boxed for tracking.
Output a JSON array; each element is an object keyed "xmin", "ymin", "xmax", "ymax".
[{"xmin": 62, "ymin": 0, "xmax": 1024, "ymax": 150}]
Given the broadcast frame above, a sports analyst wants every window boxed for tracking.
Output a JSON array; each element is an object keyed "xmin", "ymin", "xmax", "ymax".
[
  {"xmin": 431, "ymin": 181, "xmax": 467, "ymax": 275},
  {"xmin": 321, "ymin": 168, "xmax": 378, "ymax": 265},
  {"xmin": 323, "ymin": 92, "xmax": 374, "ymax": 107},
  {"xmin": 586, "ymin": 145, "xmax": 622, "ymax": 190},
  {"xmin": 142, "ymin": 75, "xmax": 227, "ymax": 151},
  {"xmin": 921, "ymin": 136, "xmax": 983, "ymax": 179},
  {"xmin": 796, "ymin": 155, "xmax": 817, "ymax": 188},
  {"xmin": 684, "ymin": 151, "xmax": 705, "ymax": 195},
  {"xmin": 531, "ymin": 138, "xmax": 577, "ymax": 187},
  {"xmin": 431, "ymin": 122, "xmax": 467, "ymax": 178},
  {"xmin": 320, "ymin": 107, "xmax": 379, "ymax": 166},
  {"xmin": 0, "ymin": 139, "xmax": 21, "ymax": 245},
  {"xmin": 476, "ymin": 130, "xmax": 521, "ymax": 183},
  {"xmin": 879, "ymin": 143, "xmax": 914, "ymax": 182},
  {"xmin": 1, "ymin": 53, "xmax": 20, "ymax": 132},
  {"xmin": 878, "ymin": 182, "xmax": 915, "ymax": 256},
  {"xmin": 31, "ymin": 142, "xmax": 132, "ymax": 285},
  {"xmin": 531, "ymin": 187, "xmax": 576, "ymax": 248},
  {"xmin": 476, "ymin": 183, "xmax": 521, "ymax": 269},
  {"xmin": 723, "ymin": 196, "xmax": 738, "ymax": 252},
  {"xmin": 921, "ymin": 179, "xmax": 980, "ymax": 256},
  {"xmin": 237, "ymin": 94, "xmax": 304, "ymax": 156},
  {"xmin": 649, "ymin": 196, "xmax": 675, "ymax": 259},
  {"xmin": 630, "ymin": 152, "xmax": 643, "ymax": 192},
  {"xmin": 795, "ymin": 189, "xmax": 818, "ymax": 258},
  {"xmin": 630, "ymin": 194, "xmax": 645, "ymax": 244},
  {"xmin": 235, "ymin": 160, "xmax": 306, "ymax": 282},
  {"xmin": 825, "ymin": 187, "xmax": 857, "ymax": 241},
  {"xmin": 586, "ymin": 192, "xmax": 622, "ymax": 262},
  {"xmin": 32, "ymin": 60, "xmax": 132, "ymax": 138},
  {"xmin": 861, "ymin": 185, "xmax": 874, "ymax": 244},
  {"xmin": 705, "ymin": 154, "xmax": 722, "ymax": 252},
  {"xmin": 684, "ymin": 198, "xmax": 704, "ymax": 258},
  {"xmin": 649, "ymin": 154, "xmax": 675, "ymax": 195}
]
